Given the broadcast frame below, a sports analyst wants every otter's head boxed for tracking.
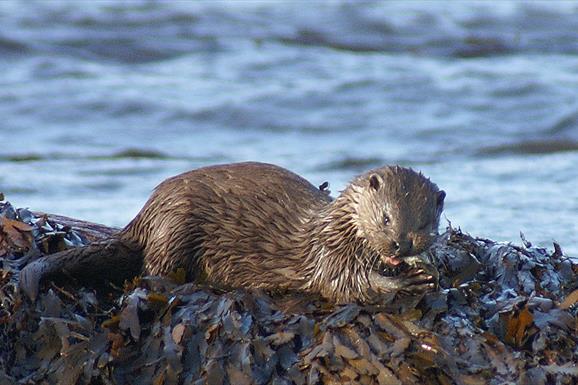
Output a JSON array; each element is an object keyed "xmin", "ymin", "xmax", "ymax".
[{"xmin": 348, "ymin": 166, "xmax": 445, "ymax": 267}]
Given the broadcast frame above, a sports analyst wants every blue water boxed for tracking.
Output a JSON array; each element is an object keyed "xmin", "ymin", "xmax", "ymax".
[{"xmin": 0, "ymin": 1, "xmax": 577, "ymax": 257}]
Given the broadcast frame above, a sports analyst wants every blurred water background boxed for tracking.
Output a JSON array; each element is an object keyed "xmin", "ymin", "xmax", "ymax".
[{"xmin": 0, "ymin": 1, "xmax": 577, "ymax": 256}]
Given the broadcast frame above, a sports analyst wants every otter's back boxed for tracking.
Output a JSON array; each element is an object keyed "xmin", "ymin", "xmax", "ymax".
[{"xmin": 122, "ymin": 162, "xmax": 331, "ymax": 286}]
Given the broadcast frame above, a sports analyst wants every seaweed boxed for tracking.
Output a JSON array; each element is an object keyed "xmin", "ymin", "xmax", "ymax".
[{"xmin": 0, "ymin": 199, "xmax": 577, "ymax": 384}]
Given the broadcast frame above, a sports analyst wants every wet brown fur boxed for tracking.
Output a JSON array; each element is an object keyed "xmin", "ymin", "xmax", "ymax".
[{"xmin": 20, "ymin": 162, "xmax": 445, "ymax": 303}]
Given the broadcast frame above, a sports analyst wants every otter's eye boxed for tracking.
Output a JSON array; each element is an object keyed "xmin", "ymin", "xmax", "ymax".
[{"xmin": 383, "ymin": 215, "xmax": 390, "ymax": 226}]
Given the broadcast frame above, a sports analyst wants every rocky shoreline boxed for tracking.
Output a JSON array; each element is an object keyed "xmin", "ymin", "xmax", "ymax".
[{"xmin": 1, "ymin": 198, "xmax": 577, "ymax": 385}]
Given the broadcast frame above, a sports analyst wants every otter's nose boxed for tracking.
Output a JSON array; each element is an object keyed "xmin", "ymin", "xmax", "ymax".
[{"xmin": 393, "ymin": 239, "xmax": 413, "ymax": 256}]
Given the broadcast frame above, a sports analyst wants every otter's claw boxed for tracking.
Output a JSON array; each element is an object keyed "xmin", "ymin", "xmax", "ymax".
[
  {"xmin": 397, "ymin": 269, "xmax": 437, "ymax": 295},
  {"xmin": 400, "ymin": 268, "xmax": 436, "ymax": 290}
]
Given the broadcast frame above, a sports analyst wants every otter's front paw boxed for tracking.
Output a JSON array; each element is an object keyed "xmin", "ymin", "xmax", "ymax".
[
  {"xmin": 370, "ymin": 266, "xmax": 437, "ymax": 296},
  {"xmin": 394, "ymin": 267, "xmax": 437, "ymax": 295}
]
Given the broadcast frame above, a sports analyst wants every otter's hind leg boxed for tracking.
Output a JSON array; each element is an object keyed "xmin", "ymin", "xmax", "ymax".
[{"xmin": 140, "ymin": 217, "xmax": 205, "ymax": 281}]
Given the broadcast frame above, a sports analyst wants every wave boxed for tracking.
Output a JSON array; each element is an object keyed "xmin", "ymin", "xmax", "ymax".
[
  {"xmin": 0, "ymin": 148, "xmax": 172, "ymax": 163},
  {"xmin": 2, "ymin": 1, "xmax": 578, "ymax": 64},
  {"xmin": 317, "ymin": 156, "xmax": 385, "ymax": 172},
  {"xmin": 0, "ymin": 35, "xmax": 29, "ymax": 55},
  {"xmin": 478, "ymin": 139, "xmax": 578, "ymax": 156}
]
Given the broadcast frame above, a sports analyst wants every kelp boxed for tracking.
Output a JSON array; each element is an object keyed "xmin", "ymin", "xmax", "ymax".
[{"xmin": 0, "ymin": 198, "xmax": 577, "ymax": 384}]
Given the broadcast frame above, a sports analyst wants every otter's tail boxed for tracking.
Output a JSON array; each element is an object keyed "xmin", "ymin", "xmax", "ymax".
[{"xmin": 19, "ymin": 238, "xmax": 142, "ymax": 301}]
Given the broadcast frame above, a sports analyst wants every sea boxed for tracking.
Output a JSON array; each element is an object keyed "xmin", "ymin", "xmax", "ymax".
[{"xmin": 1, "ymin": 1, "xmax": 577, "ymax": 257}]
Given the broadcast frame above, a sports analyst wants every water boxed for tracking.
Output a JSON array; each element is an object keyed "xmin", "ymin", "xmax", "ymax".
[{"xmin": 0, "ymin": 1, "xmax": 577, "ymax": 257}]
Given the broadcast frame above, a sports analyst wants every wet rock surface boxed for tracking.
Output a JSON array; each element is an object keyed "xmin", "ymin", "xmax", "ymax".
[{"xmin": 1, "ymin": 199, "xmax": 577, "ymax": 385}]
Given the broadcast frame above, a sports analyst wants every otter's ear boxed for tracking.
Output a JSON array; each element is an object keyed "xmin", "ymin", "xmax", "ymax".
[
  {"xmin": 436, "ymin": 190, "xmax": 446, "ymax": 211},
  {"xmin": 368, "ymin": 174, "xmax": 382, "ymax": 191}
]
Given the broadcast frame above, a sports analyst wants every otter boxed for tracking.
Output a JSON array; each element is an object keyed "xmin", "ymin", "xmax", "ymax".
[{"xmin": 20, "ymin": 162, "xmax": 445, "ymax": 303}]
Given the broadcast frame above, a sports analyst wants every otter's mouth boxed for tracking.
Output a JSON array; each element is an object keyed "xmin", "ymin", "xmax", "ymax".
[
  {"xmin": 375, "ymin": 254, "xmax": 431, "ymax": 278},
  {"xmin": 374, "ymin": 257, "xmax": 407, "ymax": 278}
]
